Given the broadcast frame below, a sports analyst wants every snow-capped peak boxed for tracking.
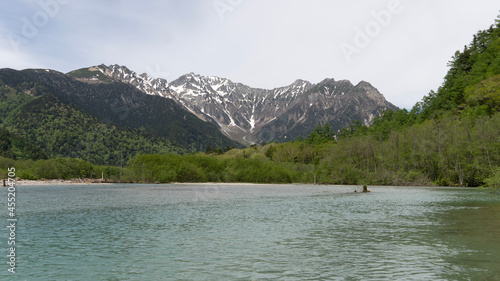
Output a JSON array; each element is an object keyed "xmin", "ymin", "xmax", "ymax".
[{"xmin": 93, "ymin": 64, "xmax": 173, "ymax": 99}]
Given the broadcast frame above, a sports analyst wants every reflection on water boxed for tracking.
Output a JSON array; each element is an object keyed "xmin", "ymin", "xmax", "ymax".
[{"xmin": 1, "ymin": 184, "xmax": 499, "ymax": 280}]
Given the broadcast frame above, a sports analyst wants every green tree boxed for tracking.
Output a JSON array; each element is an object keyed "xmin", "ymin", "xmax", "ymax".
[
  {"xmin": 465, "ymin": 75, "xmax": 500, "ymax": 114},
  {"xmin": 307, "ymin": 123, "xmax": 335, "ymax": 144}
]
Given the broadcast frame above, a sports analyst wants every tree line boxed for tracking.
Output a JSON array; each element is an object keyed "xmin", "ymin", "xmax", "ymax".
[{"xmin": 5, "ymin": 108, "xmax": 497, "ymax": 187}]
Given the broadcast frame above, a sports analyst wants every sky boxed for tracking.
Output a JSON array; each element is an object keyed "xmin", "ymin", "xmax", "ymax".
[{"xmin": 1, "ymin": 0, "xmax": 499, "ymax": 109}]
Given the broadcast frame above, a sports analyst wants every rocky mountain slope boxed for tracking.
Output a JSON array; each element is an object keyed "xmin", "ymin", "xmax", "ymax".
[
  {"xmin": 81, "ymin": 64, "xmax": 398, "ymax": 144},
  {"xmin": 0, "ymin": 68, "xmax": 241, "ymax": 152}
]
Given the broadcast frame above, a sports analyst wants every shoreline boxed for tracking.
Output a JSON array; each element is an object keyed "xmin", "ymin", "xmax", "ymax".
[
  {"xmin": 14, "ymin": 179, "xmax": 114, "ymax": 186},
  {"xmin": 15, "ymin": 180, "xmax": 309, "ymax": 186},
  {"xmin": 12, "ymin": 179, "xmax": 445, "ymax": 189}
]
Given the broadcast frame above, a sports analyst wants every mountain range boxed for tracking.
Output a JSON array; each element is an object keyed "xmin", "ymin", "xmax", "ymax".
[
  {"xmin": 0, "ymin": 64, "xmax": 397, "ymax": 163},
  {"xmin": 69, "ymin": 64, "xmax": 398, "ymax": 144},
  {"xmin": 0, "ymin": 68, "xmax": 241, "ymax": 159}
]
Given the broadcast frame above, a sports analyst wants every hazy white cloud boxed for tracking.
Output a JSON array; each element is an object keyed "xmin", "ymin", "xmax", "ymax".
[{"xmin": 1, "ymin": 0, "xmax": 499, "ymax": 109}]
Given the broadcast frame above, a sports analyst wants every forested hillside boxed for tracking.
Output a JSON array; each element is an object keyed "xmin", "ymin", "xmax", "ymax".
[
  {"xmin": 13, "ymin": 94, "xmax": 186, "ymax": 165},
  {"xmin": 0, "ymin": 84, "xmax": 186, "ymax": 165}
]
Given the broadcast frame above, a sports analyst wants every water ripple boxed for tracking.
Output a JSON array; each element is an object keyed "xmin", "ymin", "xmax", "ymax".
[{"xmin": 1, "ymin": 184, "xmax": 500, "ymax": 280}]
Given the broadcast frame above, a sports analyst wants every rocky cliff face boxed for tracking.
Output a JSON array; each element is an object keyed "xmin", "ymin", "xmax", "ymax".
[{"xmin": 78, "ymin": 64, "xmax": 398, "ymax": 144}]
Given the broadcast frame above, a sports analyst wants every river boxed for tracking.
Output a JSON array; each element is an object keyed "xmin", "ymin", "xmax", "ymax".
[{"xmin": 2, "ymin": 184, "xmax": 500, "ymax": 280}]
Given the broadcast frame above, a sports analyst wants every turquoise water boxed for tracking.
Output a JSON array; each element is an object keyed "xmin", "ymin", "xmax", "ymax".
[{"xmin": 2, "ymin": 184, "xmax": 500, "ymax": 280}]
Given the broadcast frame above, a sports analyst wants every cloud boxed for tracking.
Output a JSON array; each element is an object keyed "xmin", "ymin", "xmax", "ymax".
[{"xmin": 1, "ymin": 0, "xmax": 499, "ymax": 109}]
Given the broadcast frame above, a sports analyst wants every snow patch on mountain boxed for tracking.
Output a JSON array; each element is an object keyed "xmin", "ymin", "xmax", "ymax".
[{"xmin": 90, "ymin": 64, "xmax": 398, "ymax": 144}]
